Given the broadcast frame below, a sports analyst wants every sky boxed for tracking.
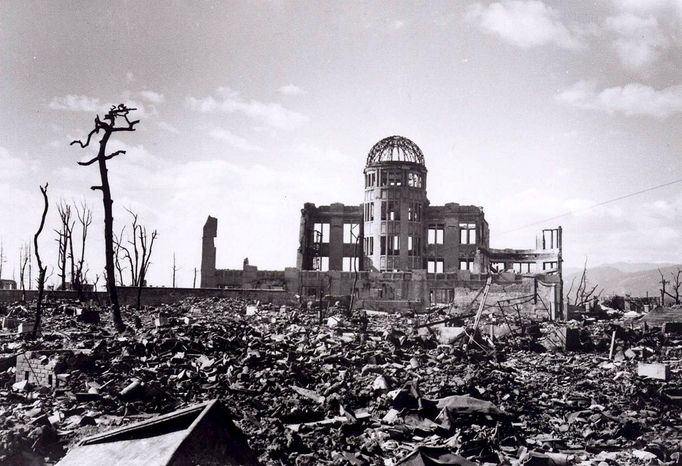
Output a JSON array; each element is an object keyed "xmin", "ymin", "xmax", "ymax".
[{"xmin": 1, "ymin": 0, "xmax": 681, "ymax": 288}]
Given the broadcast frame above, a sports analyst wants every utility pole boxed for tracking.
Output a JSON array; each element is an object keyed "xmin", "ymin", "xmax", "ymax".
[
  {"xmin": 0, "ymin": 238, "xmax": 5, "ymax": 281},
  {"xmin": 193, "ymin": 267, "xmax": 197, "ymax": 288},
  {"xmin": 172, "ymin": 252, "xmax": 179, "ymax": 288},
  {"xmin": 660, "ymin": 275, "xmax": 668, "ymax": 306}
]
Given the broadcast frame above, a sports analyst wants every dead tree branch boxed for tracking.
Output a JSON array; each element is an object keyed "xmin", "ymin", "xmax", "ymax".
[{"xmin": 33, "ymin": 184, "xmax": 49, "ymax": 338}]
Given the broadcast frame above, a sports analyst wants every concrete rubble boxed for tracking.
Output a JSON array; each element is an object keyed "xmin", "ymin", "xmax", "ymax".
[{"xmin": 0, "ymin": 299, "xmax": 680, "ymax": 465}]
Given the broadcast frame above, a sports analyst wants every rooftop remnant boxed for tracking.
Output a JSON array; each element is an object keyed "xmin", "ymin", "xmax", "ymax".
[
  {"xmin": 56, "ymin": 399, "xmax": 259, "ymax": 466},
  {"xmin": 366, "ymin": 135, "xmax": 426, "ymax": 166}
]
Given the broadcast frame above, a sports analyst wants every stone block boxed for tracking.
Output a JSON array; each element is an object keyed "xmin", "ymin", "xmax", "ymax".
[
  {"xmin": 436, "ymin": 326, "xmax": 465, "ymax": 345},
  {"xmin": 17, "ymin": 322, "xmax": 35, "ymax": 334},
  {"xmin": 638, "ymin": 362, "xmax": 669, "ymax": 381}
]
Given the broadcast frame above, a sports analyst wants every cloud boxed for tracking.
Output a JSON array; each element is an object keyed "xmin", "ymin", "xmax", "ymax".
[
  {"xmin": 557, "ymin": 80, "xmax": 682, "ymax": 118},
  {"xmin": 137, "ymin": 90, "xmax": 165, "ymax": 104},
  {"xmin": 278, "ymin": 84, "xmax": 305, "ymax": 96},
  {"xmin": 186, "ymin": 87, "xmax": 309, "ymax": 130},
  {"xmin": 208, "ymin": 128, "xmax": 263, "ymax": 152},
  {"xmin": 157, "ymin": 121, "xmax": 180, "ymax": 134},
  {"xmin": 0, "ymin": 147, "xmax": 32, "ymax": 181},
  {"xmin": 466, "ymin": 0, "xmax": 583, "ymax": 50},
  {"xmin": 392, "ymin": 19, "xmax": 406, "ymax": 30},
  {"xmin": 490, "ymin": 187, "xmax": 682, "ymax": 267},
  {"xmin": 614, "ymin": 0, "xmax": 681, "ymax": 13},
  {"xmin": 48, "ymin": 94, "xmax": 156, "ymax": 119},
  {"xmin": 48, "ymin": 95, "xmax": 107, "ymax": 113},
  {"xmin": 604, "ymin": 13, "xmax": 669, "ymax": 70}
]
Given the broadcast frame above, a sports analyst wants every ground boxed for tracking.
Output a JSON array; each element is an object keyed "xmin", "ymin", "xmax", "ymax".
[{"xmin": 0, "ymin": 298, "xmax": 680, "ymax": 465}]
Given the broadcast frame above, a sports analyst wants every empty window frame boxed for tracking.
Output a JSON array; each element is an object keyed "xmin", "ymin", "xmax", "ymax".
[
  {"xmin": 428, "ymin": 225, "xmax": 444, "ymax": 244},
  {"xmin": 387, "ymin": 171, "xmax": 403, "ymax": 186},
  {"xmin": 388, "ymin": 235, "xmax": 399, "ymax": 255},
  {"xmin": 342, "ymin": 257, "xmax": 359, "ymax": 272},
  {"xmin": 364, "ymin": 236, "xmax": 374, "ymax": 255},
  {"xmin": 459, "ymin": 259, "xmax": 473, "ymax": 271},
  {"xmin": 427, "ymin": 258, "xmax": 444, "ymax": 274},
  {"xmin": 343, "ymin": 223, "xmax": 359, "ymax": 244},
  {"xmin": 381, "ymin": 235, "xmax": 399, "ymax": 255},
  {"xmin": 459, "ymin": 223, "xmax": 477, "ymax": 244},
  {"xmin": 542, "ymin": 229, "xmax": 559, "ymax": 249},
  {"xmin": 365, "ymin": 172, "xmax": 376, "ymax": 188},
  {"xmin": 543, "ymin": 261, "xmax": 558, "ymax": 271},
  {"xmin": 408, "ymin": 236, "xmax": 420, "ymax": 256},
  {"xmin": 313, "ymin": 223, "xmax": 330, "ymax": 244},
  {"xmin": 407, "ymin": 203, "xmax": 421, "ymax": 222},
  {"xmin": 381, "ymin": 201, "xmax": 400, "ymax": 221},
  {"xmin": 312, "ymin": 256, "xmax": 329, "ymax": 272},
  {"xmin": 407, "ymin": 172, "xmax": 422, "ymax": 188},
  {"xmin": 512, "ymin": 262, "xmax": 536, "ymax": 273},
  {"xmin": 388, "ymin": 201, "xmax": 399, "ymax": 220},
  {"xmin": 364, "ymin": 202, "xmax": 375, "ymax": 221}
]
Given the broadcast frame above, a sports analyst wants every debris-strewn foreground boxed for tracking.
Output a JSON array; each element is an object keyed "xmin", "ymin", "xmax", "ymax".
[{"xmin": 0, "ymin": 299, "xmax": 681, "ymax": 465}]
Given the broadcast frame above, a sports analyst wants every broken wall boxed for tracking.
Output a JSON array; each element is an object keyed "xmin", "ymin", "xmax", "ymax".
[{"xmin": 15, "ymin": 351, "xmax": 59, "ymax": 388}]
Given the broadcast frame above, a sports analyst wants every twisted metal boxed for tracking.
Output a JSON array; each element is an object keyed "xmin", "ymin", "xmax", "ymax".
[{"xmin": 366, "ymin": 135, "xmax": 425, "ymax": 167}]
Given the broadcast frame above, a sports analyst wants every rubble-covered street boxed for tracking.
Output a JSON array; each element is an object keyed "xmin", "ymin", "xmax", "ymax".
[{"xmin": 1, "ymin": 299, "xmax": 680, "ymax": 466}]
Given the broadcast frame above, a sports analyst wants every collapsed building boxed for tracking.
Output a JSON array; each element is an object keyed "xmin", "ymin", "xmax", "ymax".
[{"xmin": 201, "ymin": 136, "xmax": 563, "ymax": 316}]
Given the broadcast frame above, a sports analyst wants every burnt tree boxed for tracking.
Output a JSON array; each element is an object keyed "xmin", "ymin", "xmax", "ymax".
[
  {"xmin": 33, "ymin": 184, "xmax": 49, "ymax": 338},
  {"xmin": 54, "ymin": 201, "xmax": 74, "ymax": 290},
  {"xmin": 566, "ymin": 258, "xmax": 601, "ymax": 310},
  {"xmin": 114, "ymin": 209, "xmax": 157, "ymax": 309},
  {"xmin": 18, "ymin": 243, "xmax": 30, "ymax": 302},
  {"xmin": 71, "ymin": 104, "xmax": 139, "ymax": 331},
  {"xmin": 73, "ymin": 202, "xmax": 93, "ymax": 300}
]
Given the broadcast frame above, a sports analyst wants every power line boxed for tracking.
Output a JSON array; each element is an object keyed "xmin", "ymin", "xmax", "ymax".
[{"xmin": 500, "ymin": 176, "xmax": 682, "ymax": 235}]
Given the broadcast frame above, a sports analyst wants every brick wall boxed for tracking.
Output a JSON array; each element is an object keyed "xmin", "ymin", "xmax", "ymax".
[{"xmin": 15, "ymin": 352, "xmax": 58, "ymax": 388}]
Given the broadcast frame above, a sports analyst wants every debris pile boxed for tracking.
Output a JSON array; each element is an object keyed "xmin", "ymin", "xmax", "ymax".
[{"xmin": 0, "ymin": 298, "xmax": 680, "ymax": 465}]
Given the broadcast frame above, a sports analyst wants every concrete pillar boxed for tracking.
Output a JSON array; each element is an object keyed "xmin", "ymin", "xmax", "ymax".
[{"xmin": 200, "ymin": 216, "xmax": 218, "ymax": 288}]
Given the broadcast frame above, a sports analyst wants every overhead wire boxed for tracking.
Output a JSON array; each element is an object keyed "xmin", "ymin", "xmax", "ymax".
[{"xmin": 498, "ymin": 176, "xmax": 682, "ymax": 235}]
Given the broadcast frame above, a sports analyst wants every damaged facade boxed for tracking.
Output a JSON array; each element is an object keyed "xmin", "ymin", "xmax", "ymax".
[{"xmin": 201, "ymin": 136, "xmax": 563, "ymax": 315}]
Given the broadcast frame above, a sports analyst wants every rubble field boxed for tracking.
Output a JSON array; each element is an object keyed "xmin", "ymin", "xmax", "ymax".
[{"xmin": 0, "ymin": 298, "xmax": 681, "ymax": 465}]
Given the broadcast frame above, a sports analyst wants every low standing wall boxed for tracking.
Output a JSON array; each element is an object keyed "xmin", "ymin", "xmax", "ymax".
[{"xmin": 0, "ymin": 287, "xmax": 296, "ymax": 307}]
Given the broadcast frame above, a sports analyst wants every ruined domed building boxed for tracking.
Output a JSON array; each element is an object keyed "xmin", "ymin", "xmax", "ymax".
[{"xmin": 202, "ymin": 136, "xmax": 563, "ymax": 316}]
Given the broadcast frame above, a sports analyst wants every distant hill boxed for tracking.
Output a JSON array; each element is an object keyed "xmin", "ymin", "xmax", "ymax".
[{"xmin": 563, "ymin": 263, "xmax": 682, "ymax": 298}]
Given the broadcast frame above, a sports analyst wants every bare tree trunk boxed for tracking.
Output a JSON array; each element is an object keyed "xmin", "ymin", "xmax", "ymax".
[
  {"xmin": 33, "ymin": 184, "xmax": 49, "ymax": 338},
  {"xmin": 71, "ymin": 104, "xmax": 139, "ymax": 332},
  {"xmin": 172, "ymin": 252, "xmax": 177, "ymax": 288},
  {"xmin": 74, "ymin": 202, "xmax": 92, "ymax": 301},
  {"xmin": 99, "ymin": 131, "xmax": 124, "ymax": 329},
  {"xmin": 19, "ymin": 244, "xmax": 28, "ymax": 303}
]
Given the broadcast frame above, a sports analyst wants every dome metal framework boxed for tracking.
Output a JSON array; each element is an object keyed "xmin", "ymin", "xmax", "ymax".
[{"xmin": 366, "ymin": 135, "xmax": 425, "ymax": 167}]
